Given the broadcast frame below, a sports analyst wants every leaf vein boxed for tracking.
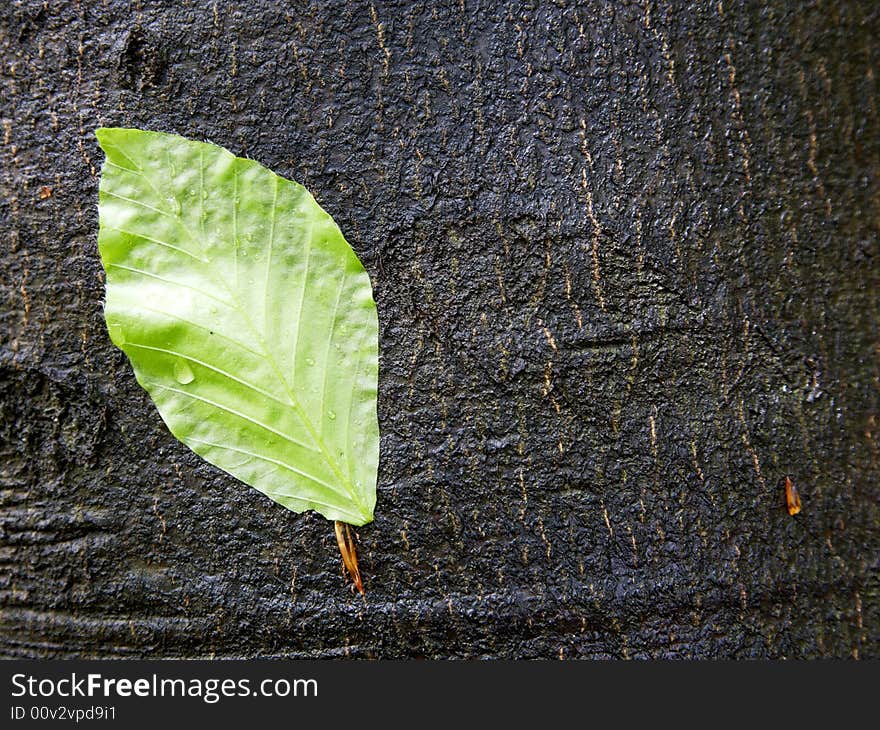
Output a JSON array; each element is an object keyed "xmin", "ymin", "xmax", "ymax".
[
  {"xmin": 102, "ymin": 190, "xmax": 175, "ymax": 219},
  {"xmin": 125, "ymin": 341, "xmax": 291, "ymax": 406},
  {"xmin": 107, "ymin": 263, "xmax": 232, "ymax": 307},
  {"xmin": 124, "ymin": 304, "xmax": 266, "ymax": 362},
  {"xmin": 147, "ymin": 382, "xmax": 318, "ymax": 453},
  {"xmin": 187, "ymin": 436, "xmax": 355, "ymax": 509}
]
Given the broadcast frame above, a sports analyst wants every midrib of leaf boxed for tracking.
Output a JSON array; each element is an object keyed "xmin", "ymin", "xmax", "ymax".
[
  {"xmin": 111, "ymin": 154, "xmax": 364, "ymax": 515},
  {"xmin": 224, "ymin": 213, "xmax": 364, "ymax": 514},
  {"xmin": 215, "ymin": 167, "xmax": 362, "ymax": 509}
]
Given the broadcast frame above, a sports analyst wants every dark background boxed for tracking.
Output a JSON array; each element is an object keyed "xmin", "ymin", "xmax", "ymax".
[{"xmin": 1, "ymin": 0, "xmax": 877, "ymax": 659}]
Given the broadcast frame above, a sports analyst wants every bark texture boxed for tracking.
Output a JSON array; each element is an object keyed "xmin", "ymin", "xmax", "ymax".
[{"xmin": 1, "ymin": 0, "xmax": 878, "ymax": 658}]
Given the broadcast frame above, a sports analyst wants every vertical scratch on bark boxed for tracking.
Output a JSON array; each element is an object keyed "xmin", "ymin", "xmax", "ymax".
[
  {"xmin": 854, "ymin": 590, "xmax": 863, "ymax": 659},
  {"xmin": 18, "ymin": 260, "xmax": 30, "ymax": 329},
  {"xmin": 627, "ymin": 333, "xmax": 640, "ymax": 394},
  {"xmin": 635, "ymin": 207, "xmax": 644, "ymax": 272},
  {"xmin": 538, "ymin": 317, "xmax": 560, "ymax": 413},
  {"xmin": 579, "ymin": 117, "xmax": 606, "ymax": 309},
  {"xmin": 645, "ymin": 1, "xmax": 680, "ymax": 98},
  {"xmin": 541, "ymin": 360, "xmax": 559, "ymax": 414},
  {"xmin": 866, "ymin": 66, "xmax": 877, "ymax": 123},
  {"xmin": 80, "ymin": 328, "xmax": 90, "ymax": 368},
  {"xmin": 152, "ymin": 496, "xmax": 166, "ymax": 543},
  {"xmin": 626, "ymin": 523, "xmax": 638, "ymax": 567},
  {"xmin": 737, "ymin": 396, "xmax": 767, "ymax": 492},
  {"xmin": 690, "ymin": 441, "xmax": 706, "ymax": 485},
  {"xmin": 804, "ymin": 107, "xmax": 833, "ymax": 216},
  {"xmin": 723, "ymin": 48, "xmax": 752, "ymax": 192},
  {"xmin": 494, "ymin": 257, "xmax": 507, "ymax": 304},
  {"xmin": 564, "ymin": 265, "xmax": 583, "ymax": 329},
  {"xmin": 580, "ymin": 168, "xmax": 606, "ymax": 311},
  {"xmin": 541, "ymin": 323, "xmax": 558, "ymax": 353},
  {"xmin": 579, "ymin": 117, "xmax": 594, "ymax": 170},
  {"xmin": 370, "ymin": 3, "xmax": 392, "ymax": 82},
  {"xmin": 537, "ymin": 516, "xmax": 552, "ymax": 559},
  {"xmin": 669, "ymin": 201, "xmax": 682, "ymax": 262},
  {"xmin": 601, "ymin": 500, "xmax": 613, "ymax": 537},
  {"xmin": 74, "ymin": 35, "xmax": 95, "ymax": 177},
  {"xmin": 866, "ymin": 414, "xmax": 878, "ymax": 472}
]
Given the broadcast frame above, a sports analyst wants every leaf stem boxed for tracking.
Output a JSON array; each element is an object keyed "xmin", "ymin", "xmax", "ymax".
[{"xmin": 334, "ymin": 521, "xmax": 364, "ymax": 594}]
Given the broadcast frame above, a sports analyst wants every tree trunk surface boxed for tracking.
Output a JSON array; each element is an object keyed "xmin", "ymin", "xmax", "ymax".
[{"xmin": 1, "ymin": 1, "xmax": 878, "ymax": 658}]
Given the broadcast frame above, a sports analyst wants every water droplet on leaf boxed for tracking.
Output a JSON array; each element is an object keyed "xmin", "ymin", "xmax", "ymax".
[
  {"xmin": 328, "ymin": 410, "xmax": 336, "ymax": 420},
  {"xmin": 305, "ymin": 357, "xmax": 316, "ymax": 366},
  {"xmin": 173, "ymin": 359, "xmax": 195, "ymax": 384}
]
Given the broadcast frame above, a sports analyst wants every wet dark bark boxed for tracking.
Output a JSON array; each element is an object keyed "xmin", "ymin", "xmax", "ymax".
[{"xmin": 1, "ymin": 1, "xmax": 878, "ymax": 658}]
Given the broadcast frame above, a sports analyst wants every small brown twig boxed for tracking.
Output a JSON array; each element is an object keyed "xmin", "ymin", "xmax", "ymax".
[{"xmin": 334, "ymin": 521, "xmax": 364, "ymax": 594}]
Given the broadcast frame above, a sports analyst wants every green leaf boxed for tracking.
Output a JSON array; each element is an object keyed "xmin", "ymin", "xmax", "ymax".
[{"xmin": 96, "ymin": 128, "xmax": 378, "ymax": 526}]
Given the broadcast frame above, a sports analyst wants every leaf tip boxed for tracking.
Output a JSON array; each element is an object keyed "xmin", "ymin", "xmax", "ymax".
[
  {"xmin": 94, "ymin": 126, "xmax": 123, "ymax": 149},
  {"xmin": 95, "ymin": 127, "xmax": 155, "ymax": 159}
]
